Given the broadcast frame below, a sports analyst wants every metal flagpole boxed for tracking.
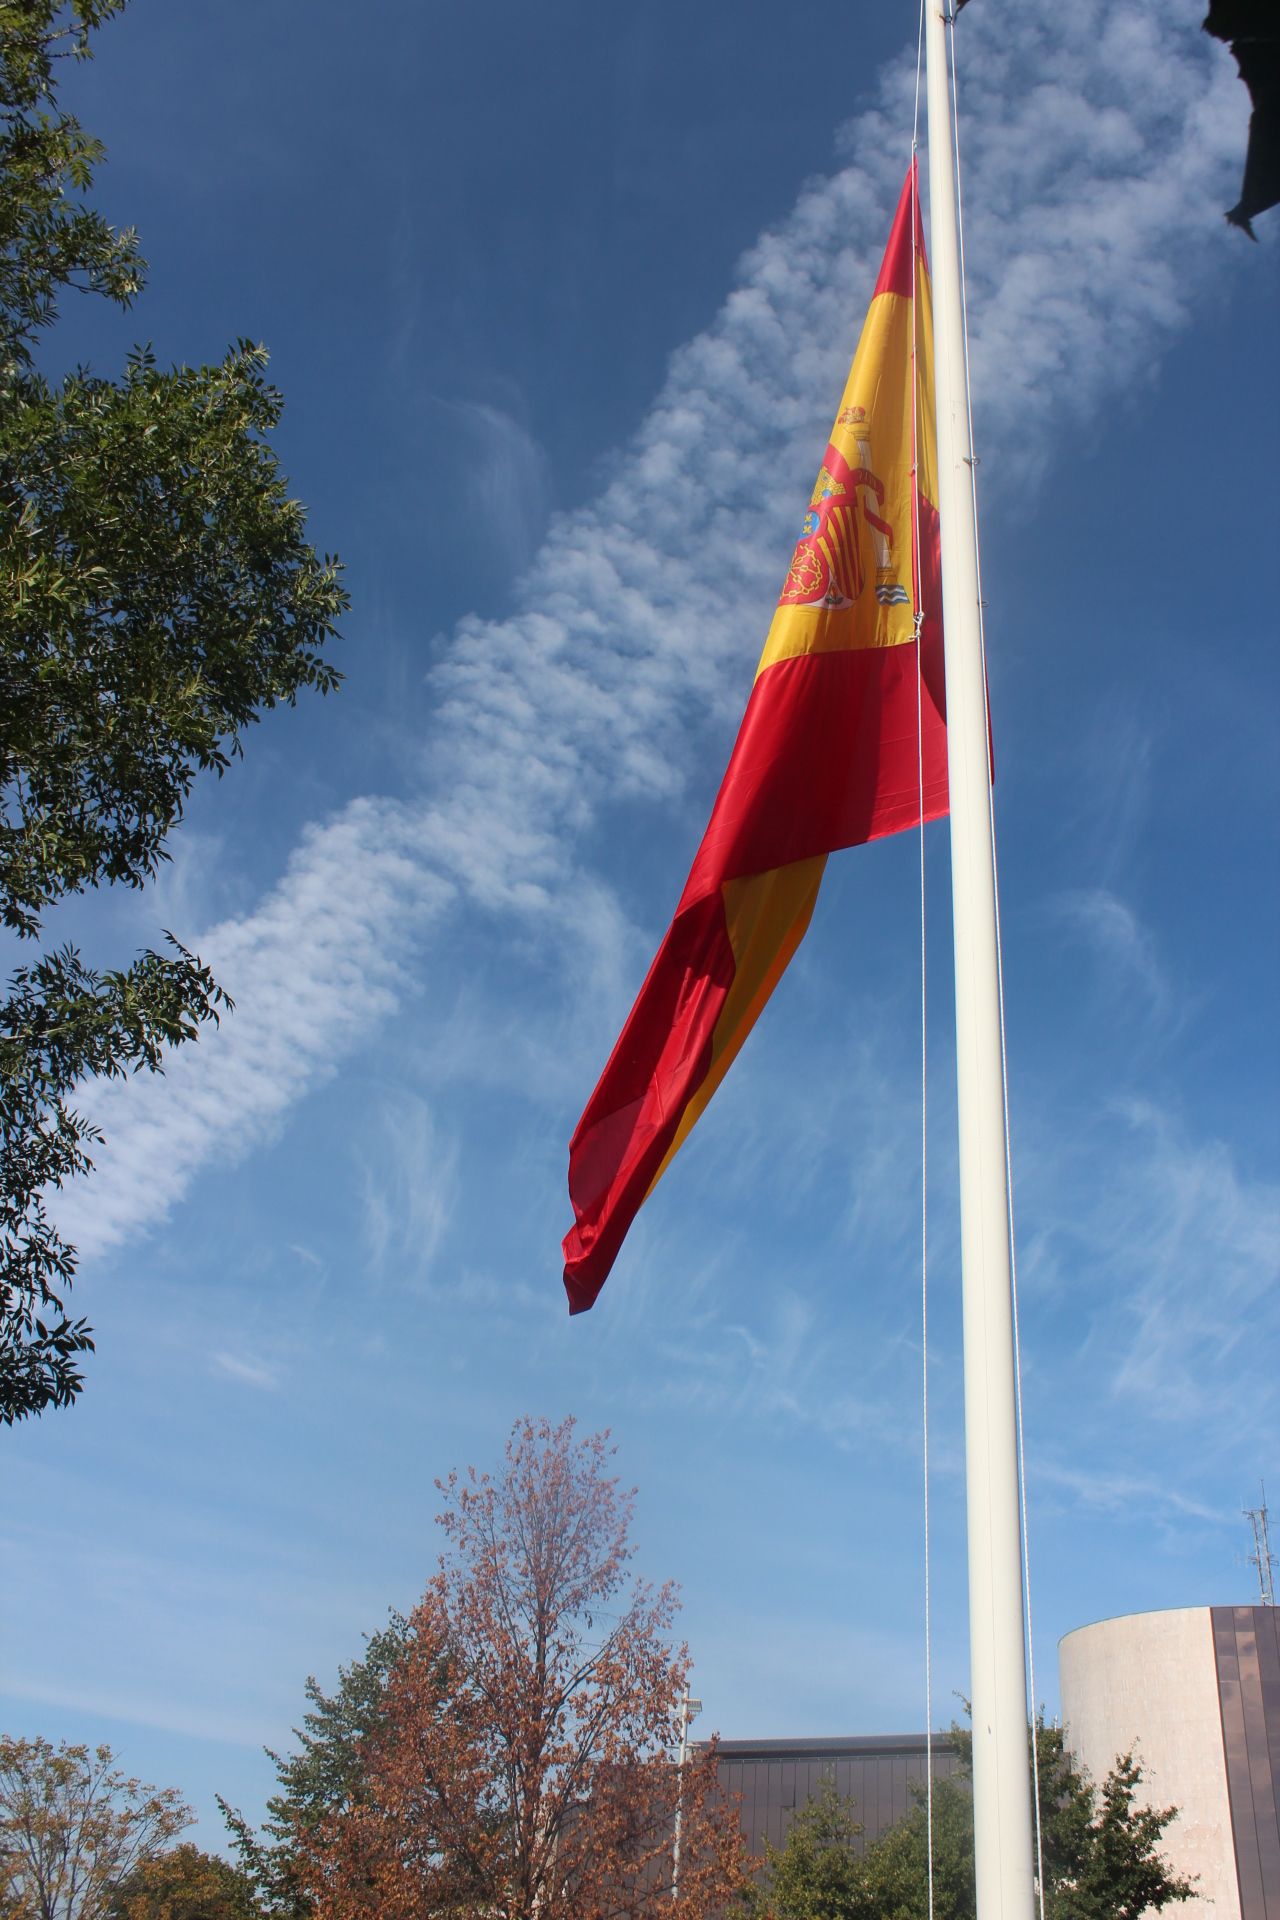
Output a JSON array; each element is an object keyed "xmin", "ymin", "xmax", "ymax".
[{"xmin": 923, "ymin": 5, "xmax": 1037, "ymax": 1915}]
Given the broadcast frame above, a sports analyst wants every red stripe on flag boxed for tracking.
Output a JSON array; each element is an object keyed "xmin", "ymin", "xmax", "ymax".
[
  {"xmin": 681, "ymin": 635, "xmax": 947, "ymax": 906},
  {"xmin": 873, "ymin": 160, "xmax": 927, "ymax": 299},
  {"xmin": 563, "ymin": 889, "xmax": 733, "ymax": 1313}
]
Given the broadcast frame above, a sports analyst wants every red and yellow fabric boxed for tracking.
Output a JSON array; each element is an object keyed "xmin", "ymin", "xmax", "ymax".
[{"xmin": 563, "ymin": 163, "xmax": 948, "ymax": 1313}]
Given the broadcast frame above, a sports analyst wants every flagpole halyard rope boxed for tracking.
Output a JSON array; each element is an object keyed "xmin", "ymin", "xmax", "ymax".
[
  {"xmin": 945, "ymin": 14, "xmax": 1047, "ymax": 1914},
  {"xmin": 910, "ymin": 8, "xmax": 935, "ymax": 1909}
]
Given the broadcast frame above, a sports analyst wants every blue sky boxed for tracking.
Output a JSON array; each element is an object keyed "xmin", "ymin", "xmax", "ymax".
[{"xmin": 3, "ymin": 0, "xmax": 1278, "ymax": 1856}]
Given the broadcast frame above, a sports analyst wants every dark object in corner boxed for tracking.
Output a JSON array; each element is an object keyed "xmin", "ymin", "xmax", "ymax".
[{"xmin": 1205, "ymin": 0, "xmax": 1280, "ymax": 237}]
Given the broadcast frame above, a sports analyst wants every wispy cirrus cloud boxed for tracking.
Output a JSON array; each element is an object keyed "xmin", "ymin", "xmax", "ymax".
[
  {"xmin": 1031, "ymin": 1459, "xmax": 1228, "ymax": 1527},
  {"xmin": 1065, "ymin": 711, "xmax": 1157, "ymax": 886},
  {"xmin": 1015, "ymin": 1094, "xmax": 1280, "ymax": 1445},
  {"xmin": 54, "ymin": 1, "xmax": 1246, "ymax": 1263},
  {"xmin": 1049, "ymin": 886, "xmax": 1174, "ymax": 1022},
  {"xmin": 1103, "ymin": 1100, "xmax": 1280, "ymax": 1427},
  {"xmin": 0, "ymin": 1508, "xmax": 394, "ymax": 1748},
  {"xmin": 211, "ymin": 1350, "xmax": 282, "ymax": 1391},
  {"xmin": 438, "ymin": 395, "xmax": 555, "ymax": 579},
  {"xmin": 361, "ymin": 1093, "xmax": 459, "ymax": 1284}
]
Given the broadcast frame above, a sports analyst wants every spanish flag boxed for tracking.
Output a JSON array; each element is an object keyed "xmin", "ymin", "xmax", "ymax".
[{"xmin": 563, "ymin": 163, "xmax": 947, "ymax": 1313}]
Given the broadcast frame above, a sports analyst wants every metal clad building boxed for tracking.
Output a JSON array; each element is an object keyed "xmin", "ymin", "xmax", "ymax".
[
  {"xmin": 714, "ymin": 1734, "xmax": 962, "ymax": 1859},
  {"xmin": 1212, "ymin": 1606, "xmax": 1280, "ymax": 1913}
]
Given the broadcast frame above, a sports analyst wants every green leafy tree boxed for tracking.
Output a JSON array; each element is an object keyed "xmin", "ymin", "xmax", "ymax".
[
  {"xmin": 746, "ymin": 1773, "xmax": 972, "ymax": 1920},
  {"xmin": 855, "ymin": 1775, "xmax": 975, "ymax": 1920},
  {"xmin": 943, "ymin": 1718, "xmax": 1194, "ymax": 1920},
  {"xmin": 1041, "ymin": 1748, "xmax": 1196, "ymax": 1920},
  {"xmin": 105, "ymin": 1843, "xmax": 261, "ymax": 1920},
  {"xmin": 747, "ymin": 1719, "xmax": 1193, "ymax": 1920},
  {"xmin": 0, "ymin": 1, "xmax": 347, "ymax": 1422},
  {"xmin": 751, "ymin": 1777, "xmax": 866, "ymax": 1920},
  {"xmin": 218, "ymin": 1614, "xmax": 415, "ymax": 1918},
  {"xmin": 0, "ymin": 1734, "xmax": 191, "ymax": 1919}
]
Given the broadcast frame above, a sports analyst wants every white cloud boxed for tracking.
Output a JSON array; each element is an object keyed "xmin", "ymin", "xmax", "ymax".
[
  {"xmin": 211, "ymin": 1350, "xmax": 282, "ymax": 1391},
  {"xmin": 1102, "ymin": 1101, "xmax": 1280, "ymax": 1428},
  {"xmin": 361, "ymin": 1093, "xmax": 459, "ymax": 1285},
  {"xmin": 436, "ymin": 395, "xmax": 555, "ymax": 579},
  {"xmin": 0, "ymin": 1670, "xmax": 274, "ymax": 1751},
  {"xmin": 1049, "ymin": 886, "xmax": 1173, "ymax": 1020},
  {"xmin": 55, "ymin": 799, "xmax": 455, "ymax": 1255},
  {"xmin": 52, "ymin": 1, "xmax": 1248, "ymax": 1262},
  {"xmin": 0, "ymin": 1509, "xmax": 397, "ymax": 1751},
  {"xmin": 1015, "ymin": 1096, "xmax": 1280, "ymax": 1445},
  {"xmin": 945, "ymin": 4, "xmax": 1242, "ymax": 486},
  {"xmin": 1031, "ymin": 1459, "xmax": 1227, "ymax": 1526},
  {"xmin": 1067, "ymin": 711, "xmax": 1156, "ymax": 884}
]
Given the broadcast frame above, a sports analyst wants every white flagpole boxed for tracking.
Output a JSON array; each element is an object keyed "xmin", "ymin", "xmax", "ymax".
[{"xmin": 923, "ymin": 5, "xmax": 1037, "ymax": 1915}]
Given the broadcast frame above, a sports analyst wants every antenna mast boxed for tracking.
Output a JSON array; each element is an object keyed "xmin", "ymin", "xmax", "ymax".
[{"xmin": 1245, "ymin": 1484, "xmax": 1276, "ymax": 1606}]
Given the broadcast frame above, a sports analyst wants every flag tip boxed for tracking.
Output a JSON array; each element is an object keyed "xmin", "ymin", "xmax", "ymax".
[{"xmin": 564, "ymin": 1275, "xmax": 594, "ymax": 1317}]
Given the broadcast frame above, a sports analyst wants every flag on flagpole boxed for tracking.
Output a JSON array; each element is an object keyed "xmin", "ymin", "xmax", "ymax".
[{"xmin": 563, "ymin": 162, "xmax": 947, "ymax": 1314}]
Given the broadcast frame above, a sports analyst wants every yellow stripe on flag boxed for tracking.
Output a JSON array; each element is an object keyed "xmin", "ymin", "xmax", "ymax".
[{"xmin": 645, "ymin": 857, "xmax": 825, "ymax": 1196}]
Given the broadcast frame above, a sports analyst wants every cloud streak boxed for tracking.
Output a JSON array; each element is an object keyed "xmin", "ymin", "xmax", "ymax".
[
  {"xmin": 1103, "ymin": 1100, "xmax": 1280, "ymax": 1430},
  {"xmin": 1049, "ymin": 887, "xmax": 1174, "ymax": 1021},
  {"xmin": 55, "ymin": 1, "xmax": 1246, "ymax": 1261},
  {"xmin": 211, "ymin": 1351, "xmax": 282, "ymax": 1391},
  {"xmin": 362, "ymin": 1093, "xmax": 459, "ymax": 1285}
]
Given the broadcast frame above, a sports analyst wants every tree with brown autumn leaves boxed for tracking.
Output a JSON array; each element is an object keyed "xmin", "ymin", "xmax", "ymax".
[
  {"xmin": 0, "ymin": 1735, "xmax": 191, "ymax": 1919},
  {"xmin": 106, "ymin": 1843, "xmax": 261, "ymax": 1920},
  {"xmin": 286, "ymin": 1417, "xmax": 748, "ymax": 1920}
]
